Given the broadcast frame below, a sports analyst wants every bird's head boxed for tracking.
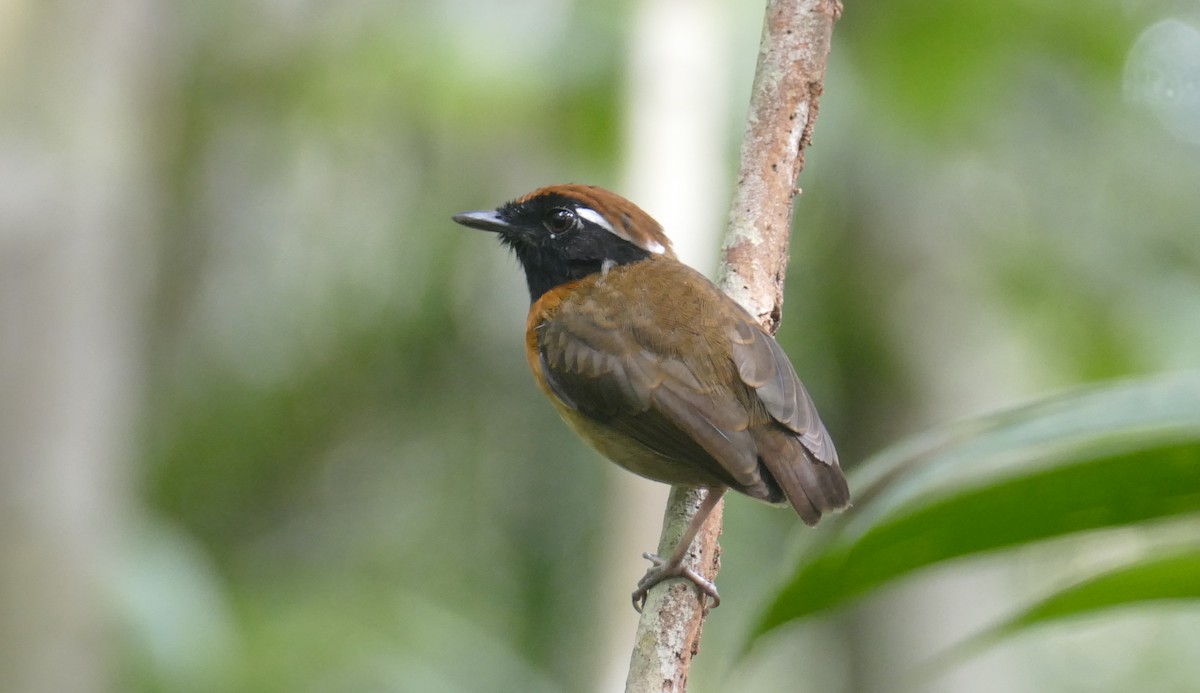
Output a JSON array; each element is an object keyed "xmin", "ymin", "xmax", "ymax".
[{"xmin": 453, "ymin": 184, "xmax": 675, "ymax": 302}]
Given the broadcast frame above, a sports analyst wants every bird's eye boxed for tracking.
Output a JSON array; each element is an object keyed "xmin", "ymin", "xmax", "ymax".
[{"xmin": 546, "ymin": 207, "xmax": 577, "ymax": 234}]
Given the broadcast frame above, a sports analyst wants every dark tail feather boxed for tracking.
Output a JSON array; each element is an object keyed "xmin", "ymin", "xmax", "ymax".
[{"xmin": 753, "ymin": 427, "xmax": 850, "ymax": 526}]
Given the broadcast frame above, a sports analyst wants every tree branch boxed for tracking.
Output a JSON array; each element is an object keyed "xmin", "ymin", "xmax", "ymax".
[
  {"xmin": 624, "ymin": 0, "xmax": 842, "ymax": 690},
  {"xmin": 720, "ymin": 0, "xmax": 842, "ymax": 330}
]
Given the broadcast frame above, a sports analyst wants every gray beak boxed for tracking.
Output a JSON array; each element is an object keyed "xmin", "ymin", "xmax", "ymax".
[{"xmin": 452, "ymin": 210, "xmax": 511, "ymax": 233}]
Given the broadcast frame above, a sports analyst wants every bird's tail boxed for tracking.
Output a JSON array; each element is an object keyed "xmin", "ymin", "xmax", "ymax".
[{"xmin": 753, "ymin": 427, "xmax": 850, "ymax": 526}]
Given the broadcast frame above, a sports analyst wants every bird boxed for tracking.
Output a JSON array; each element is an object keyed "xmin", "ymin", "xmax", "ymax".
[{"xmin": 452, "ymin": 184, "xmax": 849, "ymax": 611}]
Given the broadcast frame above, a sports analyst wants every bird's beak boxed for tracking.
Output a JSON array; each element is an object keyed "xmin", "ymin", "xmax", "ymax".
[{"xmin": 452, "ymin": 210, "xmax": 511, "ymax": 233}]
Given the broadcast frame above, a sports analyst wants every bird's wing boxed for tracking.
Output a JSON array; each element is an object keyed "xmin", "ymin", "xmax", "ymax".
[
  {"xmin": 728, "ymin": 318, "xmax": 839, "ymax": 465},
  {"xmin": 537, "ymin": 296, "xmax": 764, "ymax": 493},
  {"xmin": 727, "ymin": 313, "xmax": 849, "ymax": 522}
]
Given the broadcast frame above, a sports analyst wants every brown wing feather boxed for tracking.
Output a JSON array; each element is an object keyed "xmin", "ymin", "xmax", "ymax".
[
  {"xmin": 533, "ymin": 256, "xmax": 848, "ymax": 522},
  {"xmin": 539, "ymin": 314, "xmax": 765, "ymax": 494},
  {"xmin": 730, "ymin": 320, "xmax": 838, "ymax": 464},
  {"xmin": 728, "ymin": 313, "xmax": 849, "ymax": 521},
  {"xmin": 535, "ymin": 260, "xmax": 777, "ymax": 495}
]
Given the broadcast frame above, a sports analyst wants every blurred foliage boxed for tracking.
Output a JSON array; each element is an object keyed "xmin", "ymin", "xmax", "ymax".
[
  {"xmin": 70, "ymin": 0, "xmax": 1200, "ymax": 691},
  {"xmin": 750, "ymin": 373, "xmax": 1200, "ymax": 639},
  {"xmin": 975, "ymin": 547, "xmax": 1200, "ymax": 645}
]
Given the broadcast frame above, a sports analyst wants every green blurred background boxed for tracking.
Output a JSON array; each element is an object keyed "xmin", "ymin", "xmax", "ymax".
[{"xmin": 2, "ymin": 0, "xmax": 1199, "ymax": 691}]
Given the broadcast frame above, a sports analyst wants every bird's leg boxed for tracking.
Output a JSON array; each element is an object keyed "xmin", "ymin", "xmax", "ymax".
[{"xmin": 632, "ymin": 487, "xmax": 727, "ymax": 612}]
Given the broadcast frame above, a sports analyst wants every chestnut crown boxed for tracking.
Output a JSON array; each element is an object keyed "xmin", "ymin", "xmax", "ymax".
[{"xmin": 453, "ymin": 184, "xmax": 676, "ymax": 302}]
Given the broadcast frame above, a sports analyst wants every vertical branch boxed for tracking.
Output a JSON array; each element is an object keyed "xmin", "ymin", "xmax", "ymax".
[
  {"xmin": 624, "ymin": 486, "xmax": 724, "ymax": 693},
  {"xmin": 719, "ymin": 0, "xmax": 842, "ymax": 328},
  {"xmin": 625, "ymin": 0, "xmax": 842, "ymax": 691}
]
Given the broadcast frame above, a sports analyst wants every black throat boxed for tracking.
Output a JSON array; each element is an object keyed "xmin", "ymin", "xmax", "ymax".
[{"xmin": 503, "ymin": 233, "xmax": 653, "ymax": 303}]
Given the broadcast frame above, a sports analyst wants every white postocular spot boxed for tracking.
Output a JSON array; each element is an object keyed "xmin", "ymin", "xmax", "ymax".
[{"xmin": 576, "ymin": 207, "xmax": 626, "ymax": 239}]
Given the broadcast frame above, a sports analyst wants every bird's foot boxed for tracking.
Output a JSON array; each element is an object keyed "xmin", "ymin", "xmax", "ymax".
[{"xmin": 631, "ymin": 551, "xmax": 721, "ymax": 613}]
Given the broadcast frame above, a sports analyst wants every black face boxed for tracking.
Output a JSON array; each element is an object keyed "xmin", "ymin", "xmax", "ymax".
[{"xmin": 454, "ymin": 193, "xmax": 652, "ymax": 302}]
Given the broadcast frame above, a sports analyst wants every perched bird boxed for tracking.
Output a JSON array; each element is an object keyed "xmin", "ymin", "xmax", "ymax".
[{"xmin": 453, "ymin": 184, "xmax": 849, "ymax": 611}]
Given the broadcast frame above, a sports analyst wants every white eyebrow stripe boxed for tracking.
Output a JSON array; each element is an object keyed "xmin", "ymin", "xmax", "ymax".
[{"xmin": 576, "ymin": 206, "xmax": 628, "ymax": 240}]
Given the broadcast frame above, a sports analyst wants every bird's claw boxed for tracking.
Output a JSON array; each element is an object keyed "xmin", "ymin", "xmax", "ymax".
[{"xmin": 631, "ymin": 552, "xmax": 721, "ymax": 613}]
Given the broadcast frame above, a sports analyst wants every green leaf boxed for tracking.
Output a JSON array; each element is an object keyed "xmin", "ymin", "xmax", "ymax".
[
  {"xmin": 935, "ymin": 547, "xmax": 1200, "ymax": 669},
  {"xmin": 747, "ymin": 372, "xmax": 1200, "ymax": 648},
  {"xmin": 999, "ymin": 548, "xmax": 1200, "ymax": 632}
]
